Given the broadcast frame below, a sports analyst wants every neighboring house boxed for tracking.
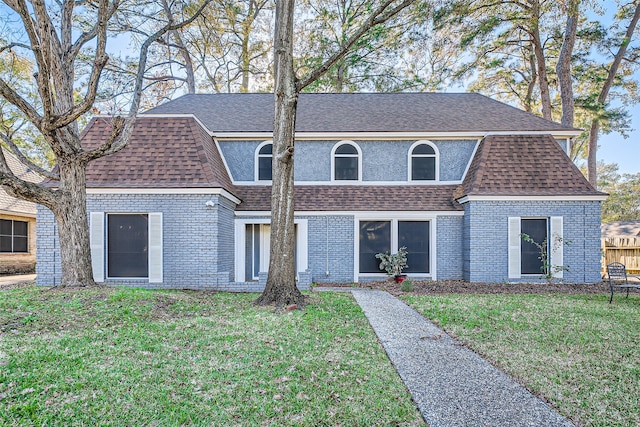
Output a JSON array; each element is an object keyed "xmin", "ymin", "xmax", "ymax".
[
  {"xmin": 1, "ymin": 150, "xmax": 42, "ymax": 274},
  {"xmin": 36, "ymin": 93, "xmax": 606, "ymax": 289},
  {"xmin": 601, "ymin": 221, "xmax": 640, "ymax": 274}
]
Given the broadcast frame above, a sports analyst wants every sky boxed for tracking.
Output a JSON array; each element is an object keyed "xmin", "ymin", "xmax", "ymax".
[
  {"xmin": 2, "ymin": 3, "xmax": 640, "ymax": 175},
  {"xmin": 598, "ymin": 105, "xmax": 640, "ymax": 175}
]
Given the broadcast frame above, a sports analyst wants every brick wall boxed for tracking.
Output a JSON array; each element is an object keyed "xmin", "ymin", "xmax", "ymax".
[
  {"xmin": 306, "ymin": 215, "xmax": 354, "ymax": 283},
  {"xmin": 436, "ymin": 216, "xmax": 464, "ymax": 280},
  {"xmin": 462, "ymin": 200, "xmax": 602, "ymax": 283},
  {"xmin": 37, "ymin": 194, "xmax": 238, "ymax": 289}
]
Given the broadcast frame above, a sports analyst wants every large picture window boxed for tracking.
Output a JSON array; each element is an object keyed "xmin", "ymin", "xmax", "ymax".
[
  {"xmin": 359, "ymin": 221, "xmax": 391, "ymax": 273},
  {"xmin": 332, "ymin": 142, "xmax": 361, "ymax": 181},
  {"xmin": 0, "ymin": 219, "xmax": 28, "ymax": 253},
  {"xmin": 108, "ymin": 214, "xmax": 149, "ymax": 278},
  {"xmin": 359, "ymin": 220, "xmax": 430, "ymax": 274},
  {"xmin": 521, "ymin": 218, "xmax": 548, "ymax": 275}
]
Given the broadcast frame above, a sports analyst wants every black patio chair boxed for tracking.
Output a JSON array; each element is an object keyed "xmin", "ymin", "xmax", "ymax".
[{"xmin": 606, "ymin": 262, "xmax": 640, "ymax": 303}]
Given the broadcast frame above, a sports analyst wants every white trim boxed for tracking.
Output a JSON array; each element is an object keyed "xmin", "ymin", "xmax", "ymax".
[
  {"xmin": 234, "ymin": 210, "xmax": 465, "ymax": 217},
  {"xmin": 254, "ymin": 140, "xmax": 273, "ymax": 182},
  {"xmin": 86, "ymin": 188, "xmax": 242, "ymax": 204},
  {"xmin": 148, "ymin": 212, "xmax": 163, "ymax": 283},
  {"xmin": 89, "ymin": 212, "xmax": 105, "ymax": 283},
  {"xmin": 457, "ymin": 195, "xmax": 607, "ymax": 203},
  {"xmin": 508, "ymin": 217, "xmax": 521, "ymax": 279},
  {"xmin": 234, "ymin": 218, "xmax": 309, "ymax": 282},
  {"xmin": 213, "ymin": 138, "xmax": 234, "ymax": 185},
  {"xmin": 550, "ymin": 216, "xmax": 564, "ymax": 279},
  {"xmin": 231, "ymin": 180, "xmax": 463, "ymax": 186},
  {"xmin": 460, "ymin": 139, "xmax": 482, "ymax": 182},
  {"xmin": 209, "ymin": 130, "xmax": 582, "ymax": 139},
  {"xmin": 408, "ymin": 140, "xmax": 440, "ymax": 182},
  {"xmin": 331, "ymin": 141, "xmax": 362, "ymax": 182}
]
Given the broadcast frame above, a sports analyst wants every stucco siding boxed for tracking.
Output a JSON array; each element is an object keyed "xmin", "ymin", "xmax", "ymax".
[
  {"xmin": 218, "ymin": 139, "xmax": 478, "ymax": 183},
  {"xmin": 462, "ymin": 200, "xmax": 602, "ymax": 283}
]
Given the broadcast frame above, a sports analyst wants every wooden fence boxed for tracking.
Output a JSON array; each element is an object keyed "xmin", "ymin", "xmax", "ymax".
[{"xmin": 602, "ymin": 237, "xmax": 640, "ymax": 275}]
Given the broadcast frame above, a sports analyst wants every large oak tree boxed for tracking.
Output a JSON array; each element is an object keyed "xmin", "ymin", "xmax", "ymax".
[{"xmin": 0, "ymin": 0, "xmax": 209, "ymax": 287}]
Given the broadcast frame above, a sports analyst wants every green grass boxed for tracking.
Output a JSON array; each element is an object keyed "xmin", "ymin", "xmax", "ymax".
[
  {"xmin": 402, "ymin": 292, "xmax": 640, "ymax": 427},
  {"xmin": 0, "ymin": 285, "xmax": 424, "ymax": 426}
]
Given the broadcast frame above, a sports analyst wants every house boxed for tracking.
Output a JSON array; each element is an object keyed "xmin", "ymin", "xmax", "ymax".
[
  {"xmin": 36, "ymin": 93, "xmax": 606, "ymax": 289},
  {"xmin": 1, "ymin": 150, "xmax": 42, "ymax": 274},
  {"xmin": 601, "ymin": 221, "xmax": 640, "ymax": 274}
]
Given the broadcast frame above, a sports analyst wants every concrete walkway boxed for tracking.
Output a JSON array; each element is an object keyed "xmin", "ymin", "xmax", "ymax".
[
  {"xmin": 0, "ymin": 273, "xmax": 36, "ymax": 287},
  {"xmin": 323, "ymin": 288, "xmax": 574, "ymax": 427}
]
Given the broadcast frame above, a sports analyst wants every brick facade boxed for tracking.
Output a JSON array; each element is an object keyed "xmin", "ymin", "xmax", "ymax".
[{"xmin": 462, "ymin": 200, "xmax": 602, "ymax": 283}]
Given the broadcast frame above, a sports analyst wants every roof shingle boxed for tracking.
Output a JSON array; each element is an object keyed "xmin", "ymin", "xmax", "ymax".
[
  {"xmin": 461, "ymin": 134, "xmax": 603, "ymax": 197},
  {"xmin": 235, "ymin": 185, "xmax": 462, "ymax": 211},
  {"xmin": 83, "ymin": 117, "xmax": 235, "ymax": 193},
  {"xmin": 145, "ymin": 93, "xmax": 578, "ymax": 134},
  {"xmin": 0, "ymin": 150, "xmax": 43, "ymax": 215}
]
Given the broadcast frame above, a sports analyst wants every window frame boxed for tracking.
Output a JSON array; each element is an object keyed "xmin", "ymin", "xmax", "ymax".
[
  {"xmin": 520, "ymin": 217, "xmax": 549, "ymax": 276},
  {"xmin": 408, "ymin": 140, "xmax": 439, "ymax": 182},
  {"xmin": 355, "ymin": 217, "xmax": 434, "ymax": 279},
  {"xmin": 331, "ymin": 141, "xmax": 362, "ymax": 182},
  {"xmin": 254, "ymin": 140, "xmax": 273, "ymax": 182},
  {"xmin": 0, "ymin": 219, "xmax": 29, "ymax": 253},
  {"xmin": 106, "ymin": 213, "xmax": 150, "ymax": 280}
]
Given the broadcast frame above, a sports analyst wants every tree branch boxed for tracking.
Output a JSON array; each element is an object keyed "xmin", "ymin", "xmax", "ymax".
[
  {"xmin": 297, "ymin": 0, "xmax": 416, "ymax": 90},
  {"xmin": 0, "ymin": 149, "xmax": 57, "ymax": 208},
  {"xmin": 0, "ymin": 133, "xmax": 60, "ymax": 180}
]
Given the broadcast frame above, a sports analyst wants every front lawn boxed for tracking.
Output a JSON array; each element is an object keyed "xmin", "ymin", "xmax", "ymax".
[
  {"xmin": 0, "ymin": 285, "xmax": 424, "ymax": 426},
  {"xmin": 402, "ymin": 292, "xmax": 639, "ymax": 427}
]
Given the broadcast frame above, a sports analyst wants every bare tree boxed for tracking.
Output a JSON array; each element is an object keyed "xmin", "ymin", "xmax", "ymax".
[
  {"xmin": 255, "ymin": 0, "xmax": 417, "ymax": 307},
  {"xmin": 0, "ymin": 0, "xmax": 210, "ymax": 287}
]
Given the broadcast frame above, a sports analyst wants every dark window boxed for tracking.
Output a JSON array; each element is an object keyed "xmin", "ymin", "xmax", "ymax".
[
  {"xmin": 399, "ymin": 221, "xmax": 429, "ymax": 273},
  {"xmin": 0, "ymin": 219, "xmax": 29, "ymax": 253},
  {"xmin": 359, "ymin": 221, "xmax": 391, "ymax": 273},
  {"xmin": 521, "ymin": 218, "xmax": 547, "ymax": 275},
  {"xmin": 334, "ymin": 143, "xmax": 359, "ymax": 180},
  {"xmin": 108, "ymin": 214, "xmax": 148, "ymax": 278},
  {"xmin": 411, "ymin": 143, "xmax": 436, "ymax": 180},
  {"xmin": 258, "ymin": 144, "xmax": 272, "ymax": 181}
]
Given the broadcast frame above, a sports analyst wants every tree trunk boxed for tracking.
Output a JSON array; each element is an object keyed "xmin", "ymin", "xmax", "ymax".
[
  {"xmin": 53, "ymin": 158, "xmax": 97, "ymax": 287},
  {"xmin": 255, "ymin": 0, "xmax": 305, "ymax": 307},
  {"xmin": 587, "ymin": 2, "xmax": 640, "ymax": 186},
  {"xmin": 587, "ymin": 120, "xmax": 598, "ymax": 186},
  {"xmin": 531, "ymin": 11, "xmax": 552, "ymax": 120},
  {"xmin": 556, "ymin": 0, "xmax": 578, "ymax": 127}
]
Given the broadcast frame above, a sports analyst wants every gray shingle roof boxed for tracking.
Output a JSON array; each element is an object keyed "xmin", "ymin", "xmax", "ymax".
[
  {"xmin": 0, "ymin": 150, "xmax": 43, "ymax": 215},
  {"xmin": 145, "ymin": 93, "xmax": 578, "ymax": 134},
  {"xmin": 82, "ymin": 117, "xmax": 236, "ymax": 194},
  {"xmin": 461, "ymin": 134, "xmax": 603, "ymax": 197}
]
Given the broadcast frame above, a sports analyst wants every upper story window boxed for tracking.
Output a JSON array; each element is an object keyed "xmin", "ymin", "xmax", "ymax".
[
  {"xmin": 409, "ymin": 141, "xmax": 438, "ymax": 181},
  {"xmin": 332, "ymin": 141, "xmax": 361, "ymax": 181},
  {"xmin": 256, "ymin": 142, "xmax": 273, "ymax": 181}
]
